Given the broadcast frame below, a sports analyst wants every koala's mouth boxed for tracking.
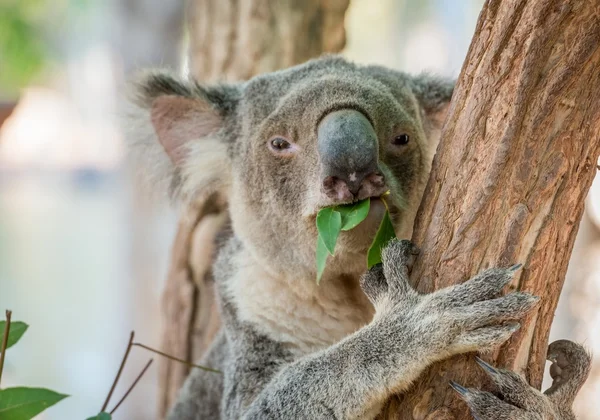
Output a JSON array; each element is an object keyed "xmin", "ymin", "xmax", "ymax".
[
  {"xmin": 303, "ymin": 177, "xmax": 392, "ymax": 218},
  {"xmin": 334, "ymin": 185, "xmax": 390, "ymax": 207},
  {"xmin": 308, "ymin": 190, "xmax": 390, "ymax": 218},
  {"xmin": 321, "ymin": 172, "xmax": 387, "ymax": 206}
]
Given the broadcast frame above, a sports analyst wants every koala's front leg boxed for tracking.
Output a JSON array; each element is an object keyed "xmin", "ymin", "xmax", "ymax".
[
  {"xmin": 243, "ymin": 239, "xmax": 538, "ymax": 420},
  {"xmin": 451, "ymin": 340, "xmax": 591, "ymax": 420}
]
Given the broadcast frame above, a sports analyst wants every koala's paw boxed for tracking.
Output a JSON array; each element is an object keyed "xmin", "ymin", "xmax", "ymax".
[
  {"xmin": 545, "ymin": 339, "xmax": 592, "ymax": 402},
  {"xmin": 450, "ymin": 341, "xmax": 591, "ymax": 420},
  {"xmin": 360, "ymin": 239, "xmax": 418, "ymax": 303},
  {"xmin": 361, "ymin": 239, "xmax": 539, "ymax": 360}
]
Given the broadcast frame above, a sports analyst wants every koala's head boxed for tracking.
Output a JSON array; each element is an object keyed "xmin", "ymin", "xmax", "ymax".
[{"xmin": 129, "ymin": 56, "xmax": 453, "ymax": 279}]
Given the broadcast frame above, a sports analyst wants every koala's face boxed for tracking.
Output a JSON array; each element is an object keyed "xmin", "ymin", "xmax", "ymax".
[{"xmin": 132, "ymin": 56, "xmax": 453, "ymax": 279}]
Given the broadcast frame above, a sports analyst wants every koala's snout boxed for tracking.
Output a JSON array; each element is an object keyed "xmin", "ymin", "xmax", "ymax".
[{"xmin": 317, "ymin": 109, "xmax": 385, "ymax": 202}]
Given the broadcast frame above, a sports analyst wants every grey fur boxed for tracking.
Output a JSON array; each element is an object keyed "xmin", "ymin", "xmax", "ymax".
[
  {"xmin": 452, "ymin": 340, "xmax": 591, "ymax": 419},
  {"xmin": 126, "ymin": 56, "xmax": 589, "ymax": 419}
]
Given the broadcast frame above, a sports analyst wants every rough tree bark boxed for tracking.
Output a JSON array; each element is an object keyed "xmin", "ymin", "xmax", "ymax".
[
  {"xmin": 187, "ymin": 0, "xmax": 349, "ymax": 82},
  {"xmin": 157, "ymin": 0, "xmax": 350, "ymax": 416},
  {"xmin": 379, "ymin": 1, "xmax": 600, "ymax": 419}
]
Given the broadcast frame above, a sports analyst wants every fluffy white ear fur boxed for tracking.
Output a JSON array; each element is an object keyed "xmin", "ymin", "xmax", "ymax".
[
  {"xmin": 150, "ymin": 95, "xmax": 222, "ymax": 164},
  {"xmin": 123, "ymin": 74, "xmax": 231, "ymax": 203}
]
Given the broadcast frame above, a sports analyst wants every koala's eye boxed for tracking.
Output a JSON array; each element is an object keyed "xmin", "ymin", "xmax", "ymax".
[
  {"xmin": 392, "ymin": 134, "xmax": 410, "ymax": 146},
  {"xmin": 270, "ymin": 137, "xmax": 291, "ymax": 150},
  {"xmin": 268, "ymin": 136, "xmax": 300, "ymax": 157}
]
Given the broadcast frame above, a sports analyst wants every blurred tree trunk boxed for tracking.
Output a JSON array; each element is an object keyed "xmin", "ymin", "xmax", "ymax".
[
  {"xmin": 112, "ymin": 0, "xmax": 185, "ymax": 74},
  {"xmin": 378, "ymin": 1, "xmax": 600, "ymax": 419},
  {"xmin": 0, "ymin": 103, "xmax": 16, "ymax": 129},
  {"xmin": 109, "ymin": 3, "xmax": 186, "ymax": 418},
  {"xmin": 157, "ymin": 0, "xmax": 350, "ymax": 416}
]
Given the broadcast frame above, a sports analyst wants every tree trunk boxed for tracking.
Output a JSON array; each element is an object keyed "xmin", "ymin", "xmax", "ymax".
[
  {"xmin": 187, "ymin": 0, "xmax": 349, "ymax": 82},
  {"xmin": 157, "ymin": 0, "xmax": 350, "ymax": 416},
  {"xmin": 0, "ymin": 103, "xmax": 16, "ymax": 130},
  {"xmin": 379, "ymin": 1, "xmax": 600, "ymax": 419}
]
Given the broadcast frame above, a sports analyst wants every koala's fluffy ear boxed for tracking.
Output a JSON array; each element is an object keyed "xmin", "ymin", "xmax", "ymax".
[
  {"xmin": 411, "ymin": 74, "xmax": 454, "ymax": 131},
  {"xmin": 409, "ymin": 74, "xmax": 454, "ymax": 160},
  {"xmin": 126, "ymin": 71, "xmax": 240, "ymax": 201}
]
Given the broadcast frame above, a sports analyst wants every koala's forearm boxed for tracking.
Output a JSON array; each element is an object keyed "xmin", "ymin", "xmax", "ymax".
[
  {"xmin": 240, "ymin": 240, "xmax": 539, "ymax": 420},
  {"xmin": 242, "ymin": 322, "xmax": 425, "ymax": 420}
]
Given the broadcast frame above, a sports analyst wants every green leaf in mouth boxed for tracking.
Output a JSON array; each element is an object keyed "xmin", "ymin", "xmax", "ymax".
[
  {"xmin": 367, "ymin": 210, "xmax": 396, "ymax": 268},
  {"xmin": 316, "ymin": 235, "xmax": 329, "ymax": 284},
  {"xmin": 336, "ymin": 199, "xmax": 370, "ymax": 231},
  {"xmin": 315, "ymin": 196, "xmax": 396, "ymax": 282},
  {"xmin": 316, "ymin": 207, "xmax": 342, "ymax": 255}
]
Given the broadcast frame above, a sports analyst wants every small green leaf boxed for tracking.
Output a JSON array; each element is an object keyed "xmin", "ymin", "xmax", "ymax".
[
  {"xmin": 0, "ymin": 321, "xmax": 28, "ymax": 349},
  {"xmin": 367, "ymin": 211, "xmax": 397, "ymax": 268},
  {"xmin": 316, "ymin": 207, "xmax": 342, "ymax": 255},
  {"xmin": 85, "ymin": 413, "xmax": 112, "ymax": 420},
  {"xmin": 316, "ymin": 235, "xmax": 329, "ymax": 284},
  {"xmin": 0, "ymin": 387, "xmax": 68, "ymax": 420},
  {"xmin": 336, "ymin": 199, "xmax": 371, "ymax": 231}
]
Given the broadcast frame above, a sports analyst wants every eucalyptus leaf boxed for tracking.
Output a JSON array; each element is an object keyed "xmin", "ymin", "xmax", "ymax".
[
  {"xmin": 0, "ymin": 387, "xmax": 68, "ymax": 420},
  {"xmin": 367, "ymin": 211, "xmax": 397, "ymax": 268},
  {"xmin": 85, "ymin": 412, "xmax": 112, "ymax": 420},
  {"xmin": 0, "ymin": 321, "xmax": 28, "ymax": 349},
  {"xmin": 316, "ymin": 207, "xmax": 342, "ymax": 255},
  {"xmin": 315, "ymin": 197, "xmax": 397, "ymax": 283},
  {"xmin": 336, "ymin": 199, "xmax": 371, "ymax": 231},
  {"xmin": 316, "ymin": 235, "xmax": 329, "ymax": 284}
]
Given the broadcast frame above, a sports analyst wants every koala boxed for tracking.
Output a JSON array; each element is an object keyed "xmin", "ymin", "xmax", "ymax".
[{"xmin": 127, "ymin": 56, "xmax": 591, "ymax": 419}]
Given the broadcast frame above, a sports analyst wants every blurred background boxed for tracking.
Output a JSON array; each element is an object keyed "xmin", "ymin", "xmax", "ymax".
[{"xmin": 0, "ymin": 0, "xmax": 598, "ymax": 418}]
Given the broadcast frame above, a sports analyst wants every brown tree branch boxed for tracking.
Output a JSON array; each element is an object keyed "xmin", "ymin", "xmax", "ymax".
[
  {"xmin": 109, "ymin": 359, "xmax": 154, "ymax": 415},
  {"xmin": 379, "ymin": 1, "xmax": 600, "ymax": 418},
  {"xmin": 101, "ymin": 331, "xmax": 135, "ymax": 412},
  {"xmin": 133, "ymin": 342, "xmax": 221, "ymax": 373}
]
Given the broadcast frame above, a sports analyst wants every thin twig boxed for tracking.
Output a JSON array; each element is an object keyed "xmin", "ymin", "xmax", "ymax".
[
  {"xmin": 109, "ymin": 359, "xmax": 154, "ymax": 415},
  {"xmin": 0, "ymin": 310, "xmax": 12, "ymax": 386},
  {"xmin": 101, "ymin": 331, "xmax": 135, "ymax": 412},
  {"xmin": 132, "ymin": 342, "xmax": 222, "ymax": 373}
]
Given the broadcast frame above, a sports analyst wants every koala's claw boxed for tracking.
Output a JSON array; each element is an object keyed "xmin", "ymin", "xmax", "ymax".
[
  {"xmin": 453, "ymin": 293, "xmax": 539, "ymax": 328},
  {"xmin": 451, "ymin": 341, "xmax": 591, "ymax": 420},
  {"xmin": 508, "ymin": 263, "xmax": 523, "ymax": 272},
  {"xmin": 451, "ymin": 364, "xmax": 537, "ymax": 419},
  {"xmin": 362, "ymin": 243, "xmax": 538, "ymax": 360},
  {"xmin": 449, "ymin": 380, "xmax": 469, "ymax": 396},
  {"xmin": 474, "ymin": 357, "xmax": 497, "ymax": 374},
  {"xmin": 453, "ymin": 323, "xmax": 521, "ymax": 351},
  {"xmin": 434, "ymin": 266, "xmax": 524, "ymax": 309},
  {"xmin": 449, "ymin": 383, "xmax": 525, "ymax": 419}
]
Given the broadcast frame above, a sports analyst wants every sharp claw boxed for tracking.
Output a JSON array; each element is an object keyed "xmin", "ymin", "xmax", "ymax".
[
  {"xmin": 508, "ymin": 263, "xmax": 523, "ymax": 272},
  {"xmin": 475, "ymin": 356, "xmax": 498, "ymax": 374},
  {"xmin": 449, "ymin": 381, "xmax": 469, "ymax": 397}
]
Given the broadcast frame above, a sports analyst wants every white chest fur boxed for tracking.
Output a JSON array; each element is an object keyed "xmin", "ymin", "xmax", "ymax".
[{"xmin": 225, "ymin": 250, "xmax": 375, "ymax": 355}]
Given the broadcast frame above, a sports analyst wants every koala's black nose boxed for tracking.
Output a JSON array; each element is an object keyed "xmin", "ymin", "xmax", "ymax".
[{"xmin": 318, "ymin": 109, "xmax": 385, "ymax": 201}]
